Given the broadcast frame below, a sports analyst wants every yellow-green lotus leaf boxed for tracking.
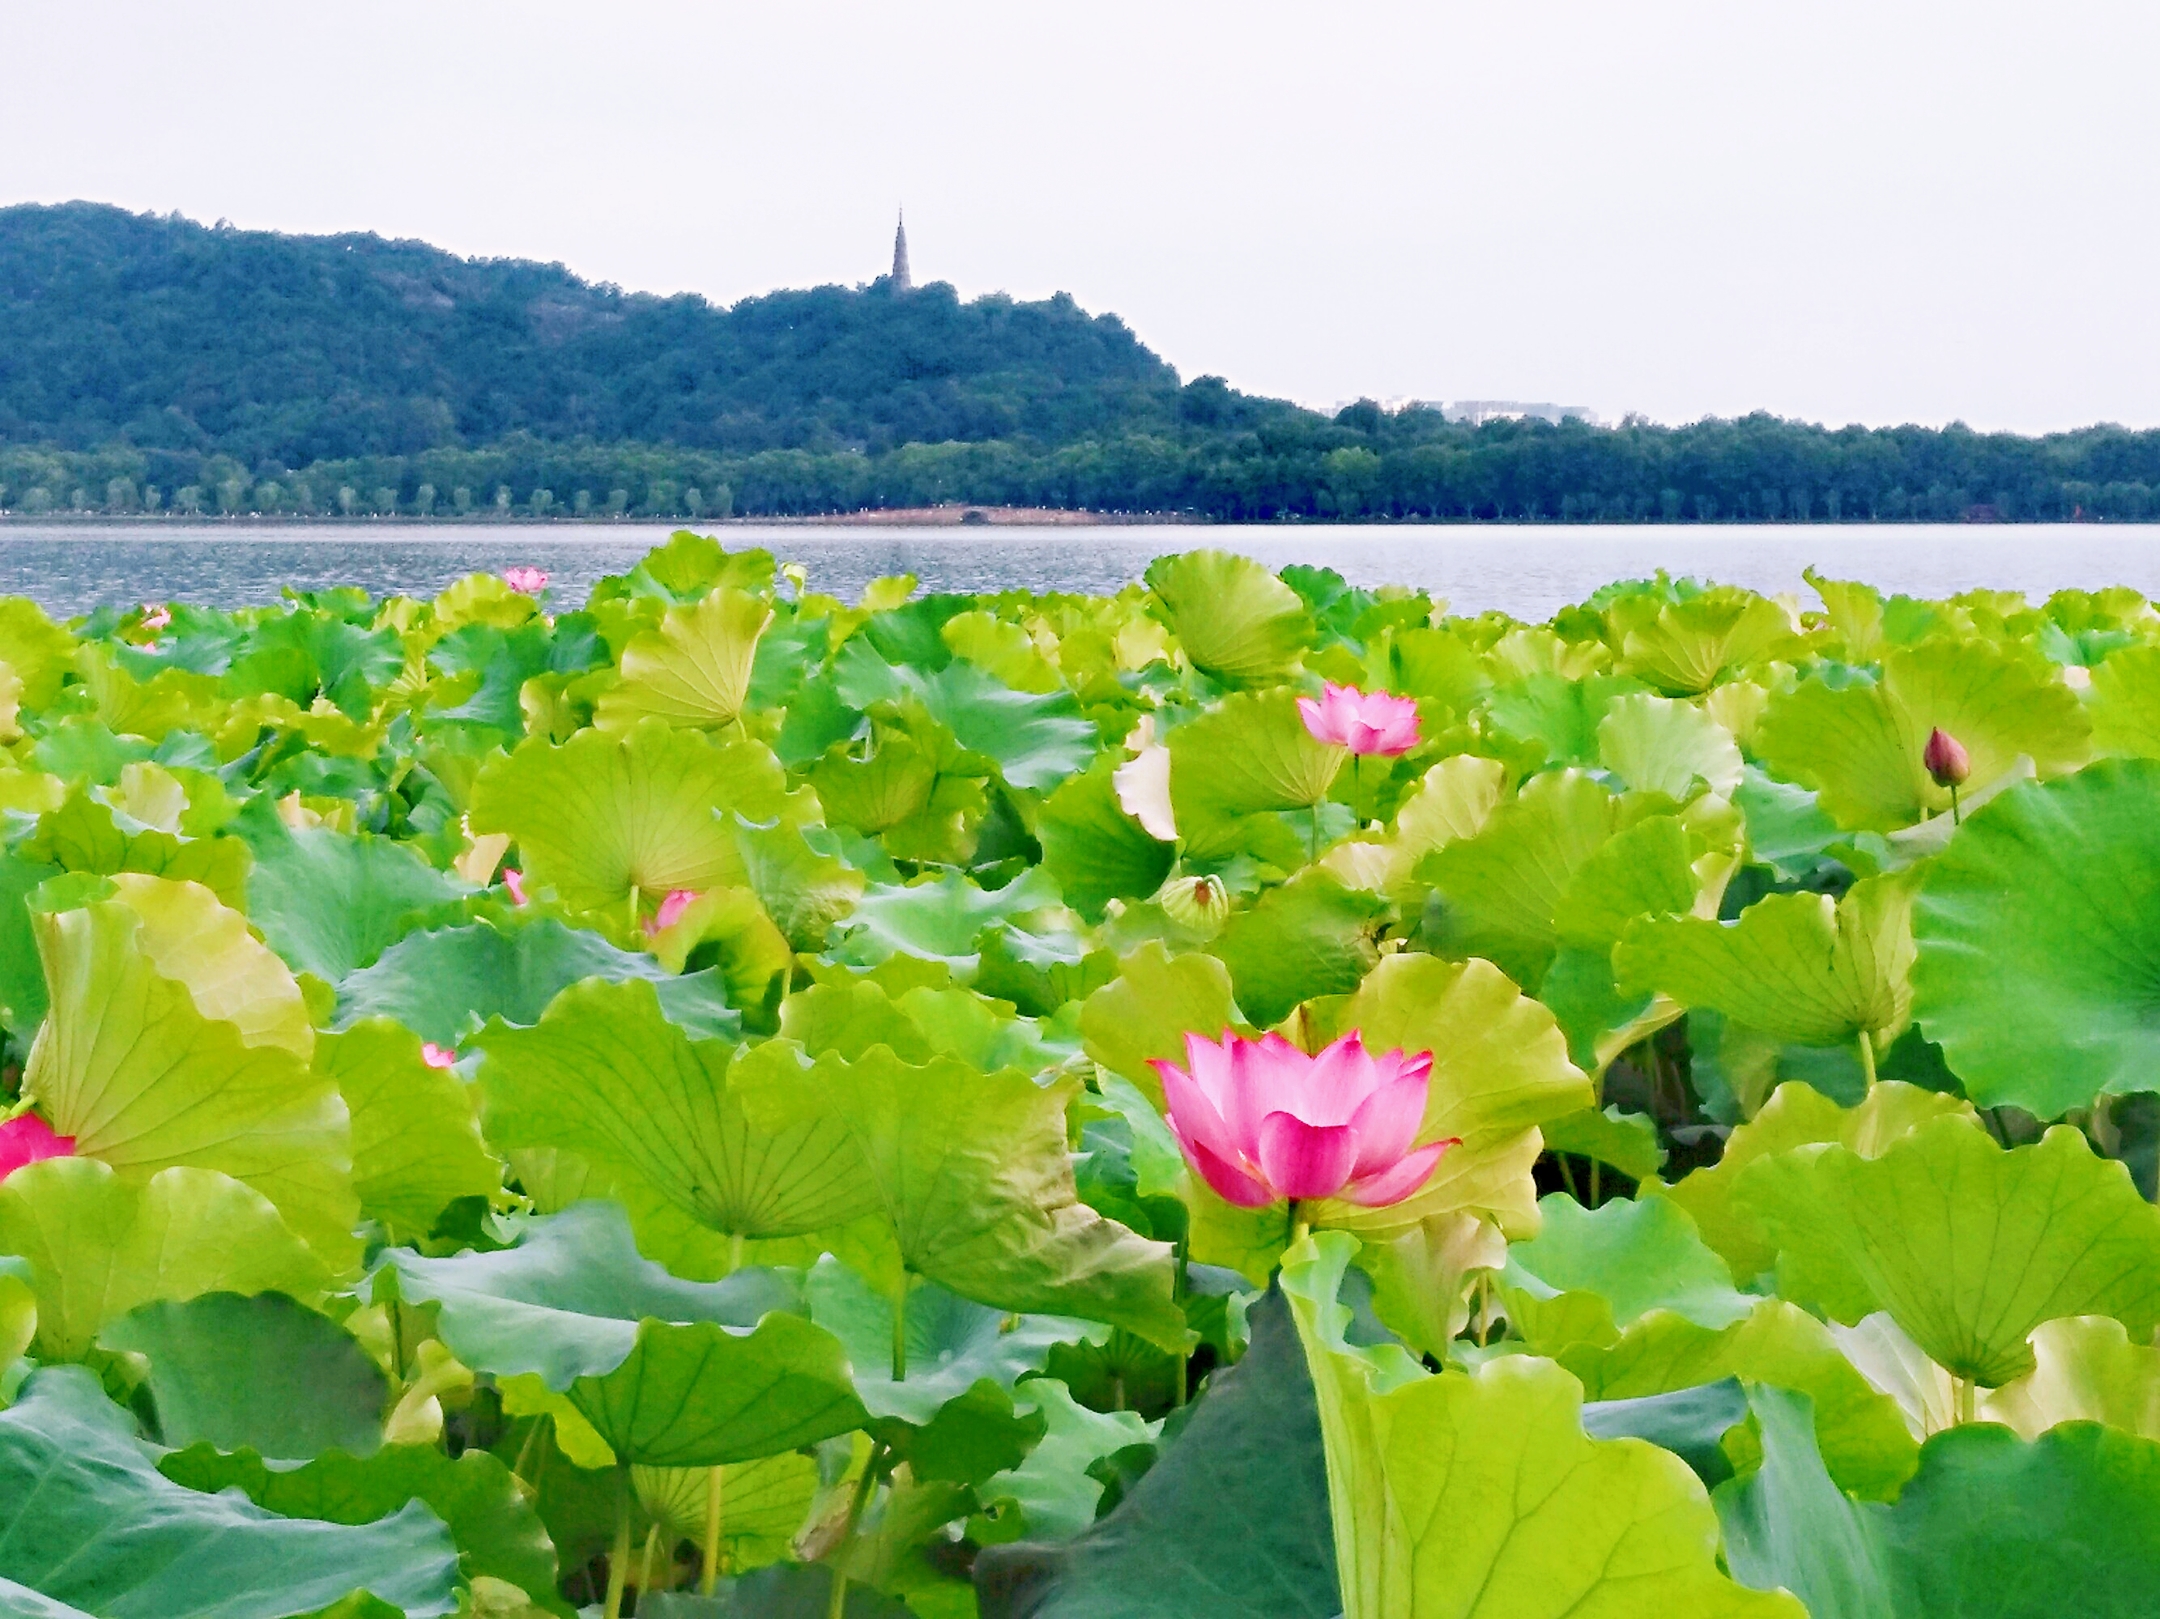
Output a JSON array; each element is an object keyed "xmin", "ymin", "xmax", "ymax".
[
  {"xmin": 595, "ymin": 587, "xmax": 774, "ymax": 732},
  {"xmin": 1981, "ymin": 1315, "xmax": 2160, "ymax": 1440},
  {"xmin": 1144, "ymin": 549, "xmax": 1313, "ymax": 686},
  {"xmin": 1597, "ymin": 692, "xmax": 1744, "ymax": 800}
]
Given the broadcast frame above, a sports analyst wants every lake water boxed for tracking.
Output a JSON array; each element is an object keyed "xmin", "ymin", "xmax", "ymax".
[{"xmin": 1, "ymin": 520, "xmax": 2157, "ymax": 621}]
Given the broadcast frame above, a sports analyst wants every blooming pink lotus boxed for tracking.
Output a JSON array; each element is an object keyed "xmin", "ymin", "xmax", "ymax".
[
  {"xmin": 0, "ymin": 1114, "xmax": 75, "ymax": 1183},
  {"xmin": 502, "ymin": 567, "xmax": 550, "ymax": 595},
  {"xmin": 1298, "ymin": 682, "xmax": 1420, "ymax": 756},
  {"xmin": 644, "ymin": 888, "xmax": 699, "ymax": 938},
  {"xmin": 1153, "ymin": 1031, "xmax": 1455, "ymax": 1209},
  {"xmin": 502, "ymin": 867, "xmax": 529, "ymax": 906},
  {"xmin": 421, "ymin": 1043, "xmax": 458, "ymax": 1069},
  {"xmin": 140, "ymin": 604, "xmax": 172, "ymax": 633}
]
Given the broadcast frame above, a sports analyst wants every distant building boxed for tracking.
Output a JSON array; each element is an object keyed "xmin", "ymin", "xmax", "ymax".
[
  {"xmin": 1443, "ymin": 400, "xmax": 1603, "ymax": 427},
  {"xmin": 891, "ymin": 212, "xmax": 913, "ymax": 292}
]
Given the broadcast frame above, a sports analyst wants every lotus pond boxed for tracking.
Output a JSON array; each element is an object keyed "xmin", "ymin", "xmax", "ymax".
[{"xmin": 3, "ymin": 536, "xmax": 2160, "ymax": 1617}]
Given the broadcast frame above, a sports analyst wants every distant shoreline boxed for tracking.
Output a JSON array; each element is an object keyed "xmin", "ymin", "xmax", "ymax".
[{"xmin": 0, "ymin": 505, "xmax": 1202, "ymax": 528}]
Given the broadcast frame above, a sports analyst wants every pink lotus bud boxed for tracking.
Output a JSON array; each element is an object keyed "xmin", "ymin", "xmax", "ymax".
[
  {"xmin": 1923, "ymin": 727, "xmax": 1970, "ymax": 788},
  {"xmin": 501, "ymin": 868, "xmax": 529, "ymax": 906},
  {"xmin": 421, "ymin": 1043, "xmax": 458, "ymax": 1069},
  {"xmin": 0, "ymin": 1114, "xmax": 76, "ymax": 1183},
  {"xmin": 140, "ymin": 604, "xmax": 172, "ymax": 633},
  {"xmin": 645, "ymin": 888, "xmax": 699, "ymax": 938},
  {"xmin": 502, "ymin": 567, "xmax": 550, "ymax": 595},
  {"xmin": 1296, "ymin": 682, "xmax": 1420, "ymax": 757},
  {"xmin": 1151, "ymin": 1030, "xmax": 1457, "ymax": 1210}
]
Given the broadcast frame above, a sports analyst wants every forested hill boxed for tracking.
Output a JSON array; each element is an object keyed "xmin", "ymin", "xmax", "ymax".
[{"xmin": 0, "ymin": 201, "xmax": 1230, "ymax": 463}]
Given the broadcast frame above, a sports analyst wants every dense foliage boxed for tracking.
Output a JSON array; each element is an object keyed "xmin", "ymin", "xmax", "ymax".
[
  {"xmin": 3, "ymin": 537, "xmax": 2160, "ymax": 1616},
  {"xmin": 12, "ymin": 202, "xmax": 2160, "ymax": 522}
]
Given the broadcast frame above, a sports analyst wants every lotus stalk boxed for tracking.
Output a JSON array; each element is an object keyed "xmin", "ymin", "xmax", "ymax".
[
  {"xmin": 701, "ymin": 1466, "xmax": 726, "ymax": 1594},
  {"xmin": 604, "ymin": 1469, "xmax": 634, "ymax": 1619}
]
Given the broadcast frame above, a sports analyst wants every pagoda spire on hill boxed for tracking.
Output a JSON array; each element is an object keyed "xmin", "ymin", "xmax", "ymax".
[{"xmin": 891, "ymin": 210, "xmax": 912, "ymax": 292}]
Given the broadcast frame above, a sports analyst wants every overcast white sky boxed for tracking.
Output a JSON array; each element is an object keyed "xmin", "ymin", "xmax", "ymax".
[{"xmin": 8, "ymin": 1, "xmax": 2158, "ymax": 432}]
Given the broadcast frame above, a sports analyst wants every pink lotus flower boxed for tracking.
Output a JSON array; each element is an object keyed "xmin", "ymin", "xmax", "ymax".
[
  {"xmin": 1298, "ymin": 682, "xmax": 1420, "ymax": 756},
  {"xmin": 644, "ymin": 888, "xmax": 699, "ymax": 938},
  {"xmin": 0, "ymin": 1114, "xmax": 75, "ymax": 1182},
  {"xmin": 502, "ymin": 867, "xmax": 529, "ymax": 906},
  {"xmin": 140, "ymin": 604, "xmax": 172, "ymax": 633},
  {"xmin": 502, "ymin": 567, "xmax": 550, "ymax": 595},
  {"xmin": 421, "ymin": 1043, "xmax": 458, "ymax": 1069},
  {"xmin": 1152, "ymin": 1031, "xmax": 1455, "ymax": 1209}
]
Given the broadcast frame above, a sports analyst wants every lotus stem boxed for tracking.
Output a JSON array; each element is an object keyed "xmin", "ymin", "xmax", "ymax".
[
  {"xmin": 1309, "ymin": 802, "xmax": 1321, "ymax": 863},
  {"xmin": 1856, "ymin": 1029, "xmax": 1878, "ymax": 1093},
  {"xmin": 1953, "ymin": 1375, "xmax": 1976, "ymax": 1425},
  {"xmin": 603, "ymin": 1468, "xmax": 632, "ymax": 1619},
  {"xmin": 827, "ymin": 1447, "xmax": 887, "ymax": 1619},
  {"xmin": 638, "ymin": 1522, "xmax": 660, "ymax": 1597},
  {"xmin": 701, "ymin": 1465, "xmax": 726, "ymax": 1594},
  {"xmin": 1588, "ymin": 1157, "xmax": 1601, "ymax": 1206},
  {"xmin": 726, "ymin": 1230, "xmax": 746, "ymax": 1276},
  {"xmin": 892, "ymin": 1280, "xmax": 908, "ymax": 1383},
  {"xmin": 1171, "ymin": 1242, "xmax": 1190, "ymax": 1408},
  {"xmin": 1288, "ymin": 1205, "xmax": 1311, "ymax": 1249},
  {"xmin": 1949, "ymin": 782, "xmax": 1962, "ymax": 825},
  {"xmin": 511, "ymin": 1412, "xmax": 551, "ymax": 1491}
]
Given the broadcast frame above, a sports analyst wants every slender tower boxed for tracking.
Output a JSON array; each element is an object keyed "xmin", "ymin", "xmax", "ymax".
[{"xmin": 891, "ymin": 210, "xmax": 913, "ymax": 292}]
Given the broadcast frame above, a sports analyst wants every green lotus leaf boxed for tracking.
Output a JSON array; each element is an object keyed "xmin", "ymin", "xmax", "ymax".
[
  {"xmin": 805, "ymin": 1257, "xmax": 1092, "ymax": 1482},
  {"xmin": 633, "ymin": 1452, "xmax": 819, "ymax": 1575},
  {"xmin": 1803, "ymin": 569, "xmax": 1887, "ymax": 661},
  {"xmin": 1538, "ymin": 1104, "xmax": 1665, "ymax": 1182},
  {"xmin": 1080, "ymin": 943, "xmax": 1246, "ymax": 1108},
  {"xmin": 973, "ymin": 1289, "xmax": 1338, "ymax": 1619},
  {"xmin": 1280, "ymin": 1233, "xmax": 1802, "ymax": 1619},
  {"xmin": 941, "ymin": 609, "xmax": 1064, "ymax": 692},
  {"xmin": 733, "ymin": 1045, "xmax": 1185, "ymax": 1349},
  {"xmin": 21, "ymin": 787, "xmax": 250, "ymax": 910},
  {"xmin": 1165, "ymin": 690, "xmax": 1344, "ymax": 855},
  {"xmin": 0, "ymin": 1366, "xmax": 460, "ymax": 1619},
  {"xmin": 478, "ymin": 978, "xmax": 871, "ymax": 1246},
  {"xmin": 981, "ymin": 1380, "xmax": 1152, "ymax": 1541},
  {"xmin": 1557, "ymin": 1298, "xmax": 1918, "ymax": 1501},
  {"xmin": 0, "ymin": 1159, "xmax": 330, "ymax": 1361},
  {"xmin": 832, "ymin": 866, "xmax": 1062, "ymax": 973},
  {"xmin": 1609, "ymin": 587, "xmax": 1799, "ymax": 695},
  {"xmin": 470, "ymin": 717, "xmax": 805, "ymax": 915},
  {"xmin": 1616, "ymin": 869, "xmax": 1919, "ymax": 1053},
  {"xmin": 1733, "ymin": 766, "xmax": 1845, "ymax": 881},
  {"xmin": 974, "ymin": 924, "xmax": 1115, "ymax": 1019},
  {"xmin": 734, "ymin": 817, "xmax": 866, "ymax": 952},
  {"xmin": 595, "ymin": 587, "xmax": 775, "ymax": 732},
  {"xmin": 643, "ymin": 1568, "xmax": 911, "ymax": 1617},
  {"xmin": 1500, "ymin": 1193, "xmax": 1755, "ymax": 1353},
  {"xmin": 336, "ymin": 916, "xmax": 737, "ymax": 1045},
  {"xmin": 2087, "ymin": 642, "xmax": 2160, "ymax": 757},
  {"xmin": 1981, "ymin": 1314, "xmax": 2160, "ymax": 1439},
  {"xmin": 1483, "ymin": 671, "xmax": 1643, "ymax": 768},
  {"xmin": 1369, "ymin": 752, "xmax": 1506, "ymax": 898},
  {"xmin": 422, "ymin": 619, "xmax": 576, "ymax": 741},
  {"xmin": 1144, "ymin": 550, "xmax": 1313, "ymax": 686},
  {"xmin": 1735, "ymin": 1117, "xmax": 2160, "ymax": 1384},
  {"xmin": 911, "ymin": 660, "xmax": 1099, "ymax": 792},
  {"xmin": 231, "ymin": 794, "xmax": 466, "ymax": 981},
  {"xmin": 1717, "ymin": 1381, "xmax": 2160, "ymax": 1619},
  {"xmin": 1756, "ymin": 636, "xmax": 2091, "ymax": 832},
  {"xmin": 1319, "ymin": 952, "xmax": 1593, "ymax": 1240},
  {"xmin": 1037, "ymin": 757, "xmax": 1175, "ymax": 923},
  {"xmin": 1207, "ymin": 870, "xmax": 1388, "ymax": 1026},
  {"xmin": 97, "ymin": 1291, "xmax": 386, "ymax": 1460},
  {"xmin": 314, "ymin": 1019, "xmax": 503, "ymax": 1241},
  {"xmin": 0, "ymin": 1257, "xmax": 33, "ymax": 1370},
  {"xmin": 1656, "ymin": 1080, "xmax": 1977, "ymax": 1284},
  {"xmin": 375, "ymin": 1202, "xmax": 866, "ymax": 1468},
  {"xmin": 24, "ymin": 881, "xmax": 357, "ymax": 1264},
  {"xmin": 1597, "ymin": 692, "xmax": 1744, "ymax": 799},
  {"xmin": 1910, "ymin": 759, "xmax": 2160, "ymax": 1114},
  {"xmin": 163, "ymin": 1441, "xmax": 567, "ymax": 1616},
  {"xmin": 595, "ymin": 532, "xmax": 776, "ymax": 606},
  {"xmin": 0, "ymin": 598, "xmax": 79, "ymax": 709}
]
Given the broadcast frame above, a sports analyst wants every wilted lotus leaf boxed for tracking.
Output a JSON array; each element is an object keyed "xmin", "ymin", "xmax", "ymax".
[
  {"xmin": 1315, "ymin": 952, "xmax": 1592, "ymax": 1240},
  {"xmin": 0, "ymin": 1367, "xmax": 461, "ymax": 1619},
  {"xmin": 471, "ymin": 716, "xmax": 805, "ymax": 915},
  {"xmin": 596, "ymin": 587, "xmax": 775, "ymax": 732},
  {"xmin": 24, "ymin": 878, "xmax": 356, "ymax": 1264},
  {"xmin": 1280, "ymin": 1233, "xmax": 1803, "ymax": 1619},
  {"xmin": 1756, "ymin": 636, "xmax": 2091, "ymax": 831},
  {"xmin": 1912, "ymin": 759, "xmax": 2160, "ymax": 1115},
  {"xmin": 376, "ymin": 1202, "xmax": 866, "ymax": 1469},
  {"xmin": 1735, "ymin": 1118, "xmax": 2160, "ymax": 1385},
  {"xmin": 1597, "ymin": 692, "xmax": 1745, "ymax": 800},
  {"xmin": 0, "ymin": 1158, "xmax": 330, "ymax": 1360},
  {"xmin": 1144, "ymin": 550, "xmax": 1313, "ymax": 686}
]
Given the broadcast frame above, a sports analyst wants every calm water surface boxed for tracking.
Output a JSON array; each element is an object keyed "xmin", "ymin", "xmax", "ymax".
[{"xmin": 2, "ymin": 521, "xmax": 2157, "ymax": 620}]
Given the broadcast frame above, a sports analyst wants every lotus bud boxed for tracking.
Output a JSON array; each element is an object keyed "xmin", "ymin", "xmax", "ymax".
[
  {"xmin": 1160, "ymin": 873, "xmax": 1229, "ymax": 935},
  {"xmin": 0, "ymin": 1113, "xmax": 75, "ymax": 1183},
  {"xmin": 1152, "ymin": 1030, "xmax": 1458, "ymax": 1210},
  {"xmin": 1924, "ymin": 727, "xmax": 1970, "ymax": 788}
]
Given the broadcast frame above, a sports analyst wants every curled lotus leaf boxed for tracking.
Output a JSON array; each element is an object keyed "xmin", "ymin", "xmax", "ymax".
[
  {"xmin": 595, "ymin": 587, "xmax": 775, "ymax": 732},
  {"xmin": 1144, "ymin": 550, "xmax": 1313, "ymax": 686}
]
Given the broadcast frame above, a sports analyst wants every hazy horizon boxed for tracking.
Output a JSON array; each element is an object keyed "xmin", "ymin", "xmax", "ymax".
[{"xmin": 10, "ymin": 1, "xmax": 2159, "ymax": 435}]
